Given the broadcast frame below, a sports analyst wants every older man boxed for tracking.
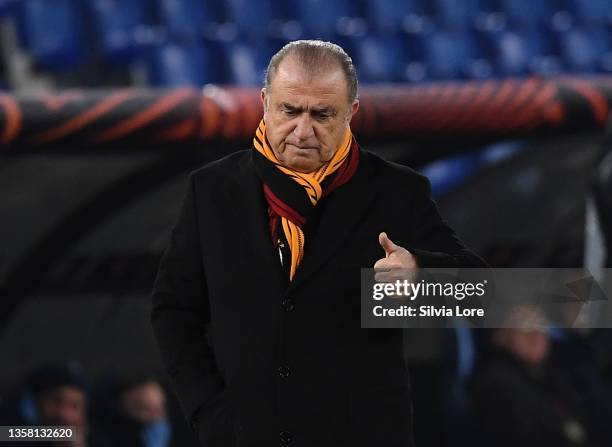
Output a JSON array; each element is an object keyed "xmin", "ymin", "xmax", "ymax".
[{"xmin": 151, "ymin": 40, "xmax": 485, "ymax": 447}]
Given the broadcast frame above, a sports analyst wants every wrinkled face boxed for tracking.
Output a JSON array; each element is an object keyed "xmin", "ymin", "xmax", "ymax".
[{"xmin": 262, "ymin": 56, "xmax": 359, "ymax": 173}]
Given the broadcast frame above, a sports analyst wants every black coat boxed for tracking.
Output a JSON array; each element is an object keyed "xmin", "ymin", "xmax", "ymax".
[{"xmin": 151, "ymin": 148, "xmax": 486, "ymax": 447}]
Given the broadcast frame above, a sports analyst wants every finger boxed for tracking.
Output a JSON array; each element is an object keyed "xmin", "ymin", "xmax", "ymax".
[
  {"xmin": 379, "ymin": 232, "xmax": 399, "ymax": 257},
  {"xmin": 374, "ymin": 257, "xmax": 404, "ymax": 271},
  {"xmin": 373, "ymin": 257, "xmax": 391, "ymax": 270}
]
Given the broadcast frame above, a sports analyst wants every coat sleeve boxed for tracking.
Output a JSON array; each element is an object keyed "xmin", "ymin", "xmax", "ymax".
[
  {"xmin": 407, "ymin": 176, "xmax": 488, "ymax": 268},
  {"xmin": 150, "ymin": 172, "xmax": 235, "ymax": 446}
]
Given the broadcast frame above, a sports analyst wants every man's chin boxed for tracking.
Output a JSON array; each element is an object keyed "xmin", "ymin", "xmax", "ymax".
[{"xmin": 283, "ymin": 153, "xmax": 322, "ymax": 173}]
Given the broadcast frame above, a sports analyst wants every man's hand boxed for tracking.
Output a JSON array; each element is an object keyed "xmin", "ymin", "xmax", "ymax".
[{"xmin": 373, "ymin": 232, "xmax": 418, "ymax": 283}]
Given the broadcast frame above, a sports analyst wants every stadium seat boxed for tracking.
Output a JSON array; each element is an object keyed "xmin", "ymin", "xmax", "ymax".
[
  {"xmin": 479, "ymin": 141, "xmax": 525, "ymax": 171},
  {"xmin": 351, "ymin": 35, "xmax": 407, "ymax": 83},
  {"xmin": 147, "ymin": 41, "xmax": 222, "ymax": 86},
  {"xmin": 431, "ymin": 0, "xmax": 484, "ymax": 30},
  {"xmin": 420, "ymin": 30, "xmax": 487, "ymax": 80},
  {"xmin": 292, "ymin": 0, "xmax": 362, "ymax": 38},
  {"xmin": 89, "ymin": 0, "xmax": 159, "ymax": 64},
  {"xmin": 563, "ymin": 0, "xmax": 612, "ymax": 25},
  {"xmin": 496, "ymin": 0, "xmax": 555, "ymax": 28},
  {"xmin": 0, "ymin": 0, "xmax": 17, "ymax": 16},
  {"xmin": 223, "ymin": 0, "xmax": 279, "ymax": 37},
  {"xmin": 15, "ymin": 0, "xmax": 86, "ymax": 70},
  {"xmin": 559, "ymin": 27, "xmax": 611, "ymax": 73},
  {"xmin": 488, "ymin": 28, "xmax": 561, "ymax": 77},
  {"xmin": 363, "ymin": 0, "xmax": 426, "ymax": 34},
  {"xmin": 421, "ymin": 152, "xmax": 481, "ymax": 198},
  {"xmin": 225, "ymin": 39, "xmax": 279, "ymax": 86},
  {"xmin": 159, "ymin": 0, "xmax": 219, "ymax": 40}
]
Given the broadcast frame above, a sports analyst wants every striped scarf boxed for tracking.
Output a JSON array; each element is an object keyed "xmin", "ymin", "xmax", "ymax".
[{"xmin": 253, "ymin": 119, "xmax": 360, "ymax": 281}]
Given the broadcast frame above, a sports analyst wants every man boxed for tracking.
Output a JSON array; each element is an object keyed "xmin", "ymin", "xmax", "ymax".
[
  {"xmin": 89, "ymin": 375, "xmax": 171, "ymax": 447},
  {"xmin": 151, "ymin": 40, "xmax": 485, "ymax": 447},
  {"xmin": 0, "ymin": 363, "xmax": 90, "ymax": 447},
  {"xmin": 471, "ymin": 306, "xmax": 592, "ymax": 447}
]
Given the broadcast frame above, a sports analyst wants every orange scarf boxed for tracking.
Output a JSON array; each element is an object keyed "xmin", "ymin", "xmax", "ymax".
[{"xmin": 253, "ymin": 119, "xmax": 358, "ymax": 280}]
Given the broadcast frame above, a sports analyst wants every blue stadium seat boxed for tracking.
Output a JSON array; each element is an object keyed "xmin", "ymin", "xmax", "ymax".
[
  {"xmin": 159, "ymin": 0, "xmax": 219, "ymax": 40},
  {"xmin": 352, "ymin": 35, "xmax": 407, "ymax": 83},
  {"xmin": 559, "ymin": 27, "xmax": 611, "ymax": 73},
  {"xmin": 147, "ymin": 42, "xmax": 222, "ymax": 86},
  {"xmin": 479, "ymin": 141, "xmax": 524, "ymax": 166},
  {"xmin": 431, "ymin": 0, "xmax": 485, "ymax": 30},
  {"xmin": 292, "ymin": 0, "xmax": 361, "ymax": 38},
  {"xmin": 16, "ymin": 0, "xmax": 86, "ymax": 70},
  {"xmin": 489, "ymin": 28, "xmax": 561, "ymax": 76},
  {"xmin": 421, "ymin": 30, "xmax": 486, "ymax": 79},
  {"xmin": 563, "ymin": 0, "xmax": 612, "ymax": 25},
  {"xmin": 225, "ymin": 39, "xmax": 279, "ymax": 86},
  {"xmin": 421, "ymin": 152, "xmax": 481, "ymax": 198},
  {"xmin": 490, "ymin": 30, "xmax": 531, "ymax": 75},
  {"xmin": 223, "ymin": 0, "xmax": 278, "ymax": 37},
  {"xmin": 363, "ymin": 0, "xmax": 426, "ymax": 34},
  {"xmin": 496, "ymin": 0, "xmax": 555, "ymax": 28},
  {"xmin": 89, "ymin": 0, "xmax": 159, "ymax": 64},
  {"xmin": 0, "ymin": 0, "xmax": 17, "ymax": 16}
]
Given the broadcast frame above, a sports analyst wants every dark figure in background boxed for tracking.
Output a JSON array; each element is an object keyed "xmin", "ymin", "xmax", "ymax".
[
  {"xmin": 89, "ymin": 376, "xmax": 171, "ymax": 447},
  {"xmin": 586, "ymin": 133, "xmax": 612, "ymax": 385},
  {"xmin": 471, "ymin": 319, "xmax": 612, "ymax": 447},
  {"xmin": 591, "ymin": 136, "xmax": 612, "ymax": 268},
  {"xmin": 0, "ymin": 363, "xmax": 90, "ymax": 447},
  {"xmin": 151, "ymin": 39, "xmax": 485, "ymax": 447}
]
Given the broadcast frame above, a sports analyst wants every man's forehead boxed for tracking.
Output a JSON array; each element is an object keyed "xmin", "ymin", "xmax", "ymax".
[{"xmin": 269, "ymin": 57, "xmax": 348, "ymax": 104}]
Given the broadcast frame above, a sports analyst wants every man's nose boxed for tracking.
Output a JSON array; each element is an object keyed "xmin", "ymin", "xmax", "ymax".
[{"xmin": 293, "ymin": 113, "xmax": 315, "ymax": 140}]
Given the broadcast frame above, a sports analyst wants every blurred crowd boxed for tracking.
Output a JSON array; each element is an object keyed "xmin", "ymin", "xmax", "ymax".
[
  {"xmin": 0, "ymin": 365, "xmax": 171, "ymax": 447},
  {"xmin": 1, "ymin": 322, "xmax": 611, "ymax": 447}
]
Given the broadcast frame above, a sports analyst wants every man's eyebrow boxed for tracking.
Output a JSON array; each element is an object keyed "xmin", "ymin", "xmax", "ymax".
[
  {"xmin": 280, "ymin": 102, "xmax": 301, "ymax": 111},
  {"xmin": 311, "ymin": 106, "xmax": 337, "ymax": 115},
  {"xmin": 278, "ymin": 103, "xmax": 336, "ymax": 115}
]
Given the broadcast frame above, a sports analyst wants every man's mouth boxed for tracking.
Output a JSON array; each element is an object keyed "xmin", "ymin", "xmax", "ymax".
[{"xmin": 288, "ymin": 143, "xmax": 317, "ymax": 150}]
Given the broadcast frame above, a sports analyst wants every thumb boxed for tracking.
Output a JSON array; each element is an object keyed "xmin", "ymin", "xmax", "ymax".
[{"xmin": 379, "ymin": 232, "xmax": 399, "ymax": 257}]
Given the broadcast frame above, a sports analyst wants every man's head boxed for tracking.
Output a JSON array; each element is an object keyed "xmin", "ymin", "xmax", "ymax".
[
  {"xmin": 491, "ymin": 305, "xmax": 551, "ymax": 367},
  {"xmin": 37, "ymin": 385, "xmax": 88, "ymax": 427},
  {"xmin": 118, "ymin": 379, "xmax": 167, "ymax": 424},
  {"xmin": 27, "ymin": 363, "xmax": 89, "ymax": 428},
  {"xmin": 261, "ymin": 40, "xmax": 359, "ymax": 173}
]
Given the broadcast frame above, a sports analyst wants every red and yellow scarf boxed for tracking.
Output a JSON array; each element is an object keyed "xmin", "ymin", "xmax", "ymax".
[{"xmin": 252, "ymin": 119, "xmax": 359, "ymax": 280}]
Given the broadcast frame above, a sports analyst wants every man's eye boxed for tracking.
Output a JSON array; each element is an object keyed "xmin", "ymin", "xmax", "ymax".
[
  {"xmin": 283, "ymin": 109, "xmax": 298, "ymax": 116},
  {"xmin": 315, "ymin": 113, "xmax": 331, "ymax": 121}
]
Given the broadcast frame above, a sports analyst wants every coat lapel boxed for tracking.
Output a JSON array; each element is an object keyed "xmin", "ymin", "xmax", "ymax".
[
  {"xmin": 287, "ymin": 149, "xmax": 379, "ymax": 294},
  {"xmin": 228, "ymin": 149, "xmax": 379, "ymax": 296},
  {"xmin": 229, "ymin": 152, "xmax": 287, "ymax": 293}
]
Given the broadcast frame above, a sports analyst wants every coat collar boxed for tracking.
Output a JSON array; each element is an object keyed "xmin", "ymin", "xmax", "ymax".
[{"xmin": 230, "ymin": 149, "xmax": 379, "ymax": 295}]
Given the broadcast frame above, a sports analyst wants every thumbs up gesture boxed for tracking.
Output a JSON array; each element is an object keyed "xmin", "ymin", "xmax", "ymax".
[{"xmin": 374, "ymin": 232, "xmax": 418, "ymax": 283}]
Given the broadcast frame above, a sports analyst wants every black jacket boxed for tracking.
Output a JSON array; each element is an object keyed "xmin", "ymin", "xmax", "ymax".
[{"xmin": 151, "ymin": 148, "xmax": 486, "ymax": 447}]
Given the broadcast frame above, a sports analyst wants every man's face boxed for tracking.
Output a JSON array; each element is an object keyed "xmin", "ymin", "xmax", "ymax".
[
  {"xmin": 38, "ymin": 386, "xmax": 87, "ymax": 427},
  {"xmin": 120, "ymin": 381, "xmax": 167, "ymax": 423},
  {"xmin": 261, "ymin": 56, "xmax": 359, "ymax": 173}
]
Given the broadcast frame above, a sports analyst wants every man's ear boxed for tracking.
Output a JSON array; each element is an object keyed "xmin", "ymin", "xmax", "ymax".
[
  {"xmin": 261, "ymin": 88, "xmax": 268, "ymax": 113},
  {"xmin": 347, "ymin": 99, "xmax": 359, "ymax": 123}
]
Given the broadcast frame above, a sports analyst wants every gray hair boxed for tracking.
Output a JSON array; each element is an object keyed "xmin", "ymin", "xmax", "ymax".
[{"xmin": 264, "ymin": 40, "xmax": 358, "ymax": 104}]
